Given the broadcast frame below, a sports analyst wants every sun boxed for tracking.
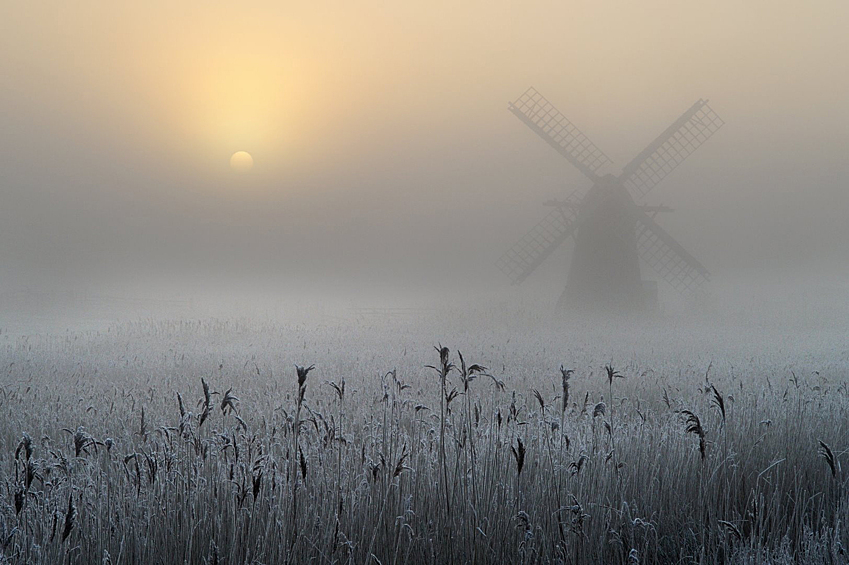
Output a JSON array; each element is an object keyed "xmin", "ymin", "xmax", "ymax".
[{"xmin": 230, "ymin": 151, "xmax": 254, "ymax": 172}]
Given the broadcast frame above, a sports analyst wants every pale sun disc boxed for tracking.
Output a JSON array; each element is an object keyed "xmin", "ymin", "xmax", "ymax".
[{"xmin": 230, "ymin": 151, "xmax": 254, "ymax": 172}]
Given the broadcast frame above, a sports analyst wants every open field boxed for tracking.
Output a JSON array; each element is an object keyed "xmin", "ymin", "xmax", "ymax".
[{"xmin": 1, "ymin": 315, "xmax": 848, "ymax": 564}]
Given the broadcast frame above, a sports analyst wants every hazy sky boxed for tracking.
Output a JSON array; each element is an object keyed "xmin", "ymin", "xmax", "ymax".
[{"xmin": 2, "ymin": 1, "xmax": 848, "ymax": 299}]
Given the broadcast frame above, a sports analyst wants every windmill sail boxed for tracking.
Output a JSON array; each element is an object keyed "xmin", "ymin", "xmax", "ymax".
[
  {"xmin": 509, "ymin": 88, "xmax": 612, "ymax": 181},
  {"xmin": 502, "ymin": 88, "xmax": 721, "ymax": 304},
  {"xmin": 497, "ymin": 203, "xmax": 580, "ymax": 285},
  {"xmin": 621, "ymin": 100, "xmax": 723, "ymax": 198},
  {"xmin": 635, "ymin": 213, "xmax": 710, "ymax": 294}
]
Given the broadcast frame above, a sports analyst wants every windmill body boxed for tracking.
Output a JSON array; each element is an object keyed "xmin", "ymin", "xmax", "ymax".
[
  {"xmin": 560, "ymin": 175, "xmax": 644, "ymax": 311},
  {"xmin": 498, "ymin": 88, "xmax": 723, "ymax": 313}
]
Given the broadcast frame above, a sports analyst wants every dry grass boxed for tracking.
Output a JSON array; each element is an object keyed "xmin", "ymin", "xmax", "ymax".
[{"xmin": 0, "ymin": 317, "xmax": 847, "ymax": 564}]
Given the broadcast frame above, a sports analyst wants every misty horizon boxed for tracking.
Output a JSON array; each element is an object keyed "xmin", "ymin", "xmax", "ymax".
[{"xmin": 2, "ymin": 1, "xmax": 849, "ymax": 315}]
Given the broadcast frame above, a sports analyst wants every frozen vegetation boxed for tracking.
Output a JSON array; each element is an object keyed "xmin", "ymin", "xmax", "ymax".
[{"xmin": 0, "ymin": 313, "xmax": 847, "ymax": 564}]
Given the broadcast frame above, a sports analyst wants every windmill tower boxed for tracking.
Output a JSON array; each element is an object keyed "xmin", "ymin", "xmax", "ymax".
[{"xmin": 497, "ymin": 88, "xmax": 723, "ymax": 312}]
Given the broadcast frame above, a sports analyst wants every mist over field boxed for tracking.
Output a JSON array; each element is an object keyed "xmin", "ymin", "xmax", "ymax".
[{"xmin": 2, "ymin": 2, "xmax": 849, "ymax": 564}]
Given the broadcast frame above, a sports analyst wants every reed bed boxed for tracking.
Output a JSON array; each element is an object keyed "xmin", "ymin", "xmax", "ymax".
[{"xmin": 0, "ymin": 318, "xmax": 847, "ymax": 564}]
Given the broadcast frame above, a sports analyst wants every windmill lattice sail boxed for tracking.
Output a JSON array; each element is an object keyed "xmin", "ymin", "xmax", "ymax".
[
  {"xmin": 621, "ymin": 100, "xmax": 724, "ymax": 198},
  {"xmin": 635, "ymin": 214, "xmax": 710, "ymax": 294},
  {"xmin": 509, "ymin": 88, "xmax": 612, "ymax": 181},
  {"xmin": 497, "ymin": 204, "xmax": 580, "ymax": 285}
]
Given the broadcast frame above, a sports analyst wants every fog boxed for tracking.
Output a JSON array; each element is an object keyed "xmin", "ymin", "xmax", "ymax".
[{"xmin": 2, "ymin": 1, "xmax": 848, "ymax": 327}]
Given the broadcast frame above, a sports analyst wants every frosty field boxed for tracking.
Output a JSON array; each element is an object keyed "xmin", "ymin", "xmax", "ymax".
[{"xmin": 1, "ymin": 313, "xmax": 848, "ymax": 564}]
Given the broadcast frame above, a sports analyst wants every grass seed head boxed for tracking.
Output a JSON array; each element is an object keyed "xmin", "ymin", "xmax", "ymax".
[
  {"xmin": 678, "ymin": 410, "xmax": 706, "ymax": 459},
  {"xmin": 511, "ymin": 437, "xmax": 526, "ymax": 475},
  {"xmin": 818, "ymin": 440, "xmax": 838, "ymax": 477},
  {"xmin": 61, "ymin": 494, "xmax": 76, "ymax": 543}
]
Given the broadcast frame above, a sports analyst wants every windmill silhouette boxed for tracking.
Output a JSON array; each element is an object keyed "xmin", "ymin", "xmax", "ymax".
[{"xmin": 497, "ymin": 87, "xmax": 723, "ymax": 312}]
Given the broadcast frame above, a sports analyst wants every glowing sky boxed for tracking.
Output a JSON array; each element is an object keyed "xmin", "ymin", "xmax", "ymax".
[{"xmin": 2, "ymin": 1, "xmax": 848, "ymax": 294}]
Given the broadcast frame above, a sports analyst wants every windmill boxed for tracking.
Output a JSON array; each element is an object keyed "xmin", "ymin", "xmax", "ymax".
[{"xmin": 497, "ymin": 87, "xmax": 723, "ymax": 312}]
